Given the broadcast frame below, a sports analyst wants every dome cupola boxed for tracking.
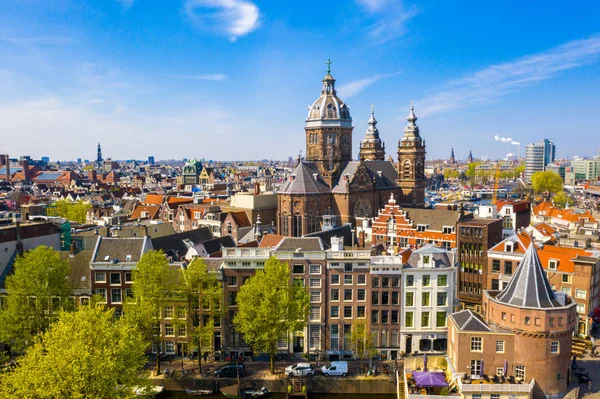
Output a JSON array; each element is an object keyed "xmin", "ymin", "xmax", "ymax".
[{"xmin": 306, "ymin": 59, "xmax": 352, "ymax": 128}]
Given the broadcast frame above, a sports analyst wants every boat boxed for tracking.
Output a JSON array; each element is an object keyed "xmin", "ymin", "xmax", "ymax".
[
  {"xmin": 221, "ymin": 384, "xmax": 270, "ymax": 399},
  {"xmin": 133, "ymin": 385, "xmax": 165, "ymax": 396},
  {"xmin": 186, "ymin": 389, "xmax": 214, "ymax": 396}
]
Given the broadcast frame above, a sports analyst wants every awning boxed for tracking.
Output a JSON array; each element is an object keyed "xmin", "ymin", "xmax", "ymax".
[{"xmin": 412, "ymin": 371, "xmax": 449, "ymax": 387}]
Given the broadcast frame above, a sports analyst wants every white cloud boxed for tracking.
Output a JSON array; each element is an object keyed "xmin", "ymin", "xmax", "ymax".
[
  {"xmin": 185, "ymin": 0, "xmax": 260, "ymax": 41},
  {"xmin": 169, "ymin": 73, "xmax": 228, "ymax": 81},
  {"xmin": 337, "ymin": 72, "xmax": 400, "ymax": 98},
  {"xmin": 355, "ymin": 0, "xmax": 419, "ymax": 44},
  {"xmin": 419, "ymin": 34, "xmax": 600, "ymax": 116}
]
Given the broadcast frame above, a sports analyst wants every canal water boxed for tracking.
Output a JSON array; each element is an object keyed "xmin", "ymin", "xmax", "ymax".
[{"xmin": 163, "ymin": 393, "xmax": 396, "ymax": 399}]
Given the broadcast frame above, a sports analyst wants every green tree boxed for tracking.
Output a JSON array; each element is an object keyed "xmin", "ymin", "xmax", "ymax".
[
  {"xmin": 179, "ymin": 258, "xmax": 223, "ymax": 373},
  {"xmin": 127, "ymin": 250, "xmax": 177, "ymax": 375},
  {"xmin": 553, "ymin": 191, "xmax": 574, "ymax": 209},
  {"xmin": 0, "ymin": 246, "xmax": 72, "ymax": 352},
  {"xmin": 47, "ymin": 200, "xmax": 90, "ymax": 224},
  {"xmin": 350, "ymin": 319, "xmax": 375, "ymax": 369},
  {"xmin": 0, "ymin": 306, "xmax": 148, "ymax": 399},
  {"xmin": 531, "ymin": 171, "xmax": 563, "ymax": 200},
  {"xmin": 234, "ymin": 257, "xmax": 310, "ymax": 374},
  {"xmin": 514, "ymin": 163, "xmax": 525, "ymax": 179}
]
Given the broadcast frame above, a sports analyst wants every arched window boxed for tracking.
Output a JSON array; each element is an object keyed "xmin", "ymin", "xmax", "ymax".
[
  {"xmin": 281, "ymin": 213, "xmax": 289, "ymax": 236},
  {"xmin": 293, "ymin": 213, "xmax": 303, "ymax": 237},
  {"xmin": 403, "ymin": 160, "xmax": 411, "ymax": 179}
]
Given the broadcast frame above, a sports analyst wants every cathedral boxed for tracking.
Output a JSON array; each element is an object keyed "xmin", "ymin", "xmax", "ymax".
[{"xmin": 277, "ymin": 64, "xmax": 426, "ymax": 237}]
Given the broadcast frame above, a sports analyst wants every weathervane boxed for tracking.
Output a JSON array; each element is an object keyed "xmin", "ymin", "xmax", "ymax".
[{"xmin": 325, "ymin": 59, "xmax": 332, "ymax": 74}]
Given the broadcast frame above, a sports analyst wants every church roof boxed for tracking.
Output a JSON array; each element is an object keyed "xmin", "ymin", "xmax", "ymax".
[
  {"xmin": 306, "ymin": 64, "xmax": 352, "ymax": 128},
  {"xmin": 280, "ymin": 162, "xmax": 331, "ymax": 195},
  {"xmin": 495, "ymin": 244, "xmax": 562, "ymax": 309},
  {"xmin": 331, "ymin": 161, "xmax": 398, "ymax": 193}
]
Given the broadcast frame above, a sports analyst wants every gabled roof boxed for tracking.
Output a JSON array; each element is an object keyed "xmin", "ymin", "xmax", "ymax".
[
  {"xmin": 495, "ymin": 244, "xmax": 561, "ymax": 309},
  {"xmin": 449, "ymin": 310, "xmax": 491, "ymax": 332},
  {"xmin": 92, "ymin": 236, "xmax": 148, "ymax": 263},
  {"xmin": 151, "ymin": 227, "xmax": 214, "ymax": 258},
  {"xmin": 280, "ymin": 162, "xmax": 331, "ymax": 195},
  {"xmin": 489, "ymin": 230, "xmax": 531, "ymax": 253},
  {"xmin": 259, "ymin": 233, "xmax": 285, "ymax": 248},
  {"xmin": 144, "ymin": 194, "xmax": 164, "ymax": 205},
  {"xmin": 225, "ymin": 211, "xmax": 251, "ymax": 227},
  {"xmin": 274, "ymin": 237, "xmax": 324, "ymax": 252},
  {"xmin": 305, "ymin": 225, "xmax": 353, "ymax": 249}
]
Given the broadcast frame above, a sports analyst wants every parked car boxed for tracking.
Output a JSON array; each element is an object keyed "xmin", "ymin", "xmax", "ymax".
[
  {"xmin": 215, "ymin": 363, "xmax": 246, "ymax": 378},
  {"xmin": 321, "ymin": 361, "xmax": 348, "ymax": 377},
  {"xmin": 285, "ymin": 362, "xmax": 313, "ymax": 377}
]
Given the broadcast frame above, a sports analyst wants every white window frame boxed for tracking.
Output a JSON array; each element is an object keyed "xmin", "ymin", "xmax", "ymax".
[
  {"xmin": 309, "ymin": 278, "xmax": 321, "ymax": 288},
  {"xmin": 309, "ymin": 264, "xmax": 321, "ymax": 275},
  {"xmin": 470, "ymin": 337, "xmax": 483, "ymax": 352},
  {"xmin": 577, "ymin": 303, "xmax": 585, "ymax": 314},
  {"xmin": 110, "ymin": 289, "xmax": 122, "ymax": 303},
  {"xmin": 164, "ymin": 324, "xmax": 174, "ymax": 336},
  {"xmin": 95, "ymin": 272, "xmax": 106, "ymax": 283},
  {"xmin": 515, "ymin": 365, "xmax": 525, "ymax": 380},
  {"xmin": 310, "ymin": 291, "xmax": 321, "ymax": 303},
  {"xmin": 548, "ymin": 259, "xmax": 558, "ymax": 270},
  {"xmin": 310, "ymin": 306, "xmax": 321, "ymax": 321},
  {"xmin": 496, "ymin": 340, "xmax": 504, "ymax": 353},
  {"xmin": 575, "ymin": 289, "xmax": 587, "ymax": 299}
]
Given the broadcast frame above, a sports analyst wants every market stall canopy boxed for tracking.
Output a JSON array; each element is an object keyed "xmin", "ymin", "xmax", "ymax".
[{"xmin": 412, "ymin": 371, "xmax": 449, "ymax": 387}]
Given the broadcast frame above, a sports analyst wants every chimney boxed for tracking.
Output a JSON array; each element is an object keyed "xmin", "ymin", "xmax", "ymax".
[
  {"xmin": 21, "ymin": 159, "xmax": 30, "ymax": 181},
  {"xmin": 313, "ymin": 173, "xmax": 318, "ymax": 181},
  {"xmin": 254, "ymin": 181, "xmax": 260, "ymax": 196},
  {"xmin": 70, "ymin": 240, "xmax": 76, "ymax": 256}
]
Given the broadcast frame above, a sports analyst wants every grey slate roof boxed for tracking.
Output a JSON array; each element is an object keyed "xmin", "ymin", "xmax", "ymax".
[
  {"xmin": 61, "ymin": 251, "xmax": 93, "ymax": 291},
  {"xmin": 495, "ymin": 244, "xmax": 561, "ymax": 309},
  {"xmin": 450, "ymin": 310, "xmax": 492, "ymax": 332},
  {"xmin": 92, "ymin": 237, "xmax": 147, "ymax": 263},
  {"xmin": 151, "ymin": 227, "xmax": 214, "ymax": 259},
  {"xmin": 305, "ymin": 225, "xmax": 353, "ymax": 249},
  {"xmin": 280, "ymin": 162, "xmax": 331, "ymax": 195},
  {"xmin": 274, "ymin": 237, "xmax": 324, "ymax": 252},
  {"xmin": 405, "ymin": 244, "xmax": 454, "ymax": 268},
  {"xmin": 200, "ymin": 236, "xmax": 236, "ymax": 255}
]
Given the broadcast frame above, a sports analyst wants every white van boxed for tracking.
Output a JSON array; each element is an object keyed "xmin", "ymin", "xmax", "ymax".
[{"xmin": 321, "ymin": 361, "xmax": 348, "ymax": 377}]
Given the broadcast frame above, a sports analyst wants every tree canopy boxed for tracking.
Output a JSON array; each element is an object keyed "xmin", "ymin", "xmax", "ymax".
[
  {"xmin": 531, "ymin": 171, "xmax": 563, "ymax": 198},
  {"xmin": 179, "ymin": 258, "xmax": 222, "ymax": 372},
  {"xmin": 0, "ymin": 306, "xmax": 148, "ymax": 399},
  {"xmin": 126, "ymin": 250, "xmax": 177, "ymax": 375},
  {"xmin": 552, "ymin": 191, "xmax": 574, "ymax": 209},
  {"xmin": 0, "ymin": 246, "xmax": 72, "ymax": 351},
  {"xmin": 47, "ymin": 200, "xmax": 90, "ymax": 224},
  {"xmin": 350, "ymin": 319, "xmax": 375, "ymax": 364},
  {"xmin": 234, "ymin": 257, "xmax": 310, "ymax": 373}
]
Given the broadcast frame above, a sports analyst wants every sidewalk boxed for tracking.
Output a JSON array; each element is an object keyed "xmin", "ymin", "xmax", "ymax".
[{"xmin": 573, "ymin": 332, "xmax": 600, "ymax": 398}]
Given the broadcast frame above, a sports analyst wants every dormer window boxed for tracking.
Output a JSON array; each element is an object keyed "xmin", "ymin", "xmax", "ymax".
[
  {"xmin": 417, "ymin": 224, "xmax": 427, "ymax": 232},
  {"xmin": 104, "ymin": 255, "xmax": 110, "ymax": 261},
  {"xmin": 505, "ymin": 242, "xmax": 514, "ymax": 252},
  {"xmin": 548, "ymin": 259, "xmax": 558, "ymax": 270},
  {"xmin": 125, "ymin": 254, "xmax": 132, "ymax": 261},
  {"xmin": 442, "ymin": 226, "xmax": 453, "ymax": 234},
  {"xmin": 423, "ymin": 255, "xmax": 431, "ymax": 266}
]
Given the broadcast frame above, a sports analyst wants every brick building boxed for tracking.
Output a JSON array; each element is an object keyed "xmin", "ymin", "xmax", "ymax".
[
  {"xmin": 487, "ymin": 230, "xmax": 600, "ymax": 336},
  {"xmin": 448, "ymin": 244, "xmax": 577, "ymax": 399},
  {"xmin": 456, "ymin": 218, "xmax": 503, "ymax": 312}
]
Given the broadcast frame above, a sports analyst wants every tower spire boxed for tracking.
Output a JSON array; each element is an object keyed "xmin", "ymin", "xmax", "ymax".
[
  {"xmin": 359, "ymin": 105, "xmax": 385, "ymax": 161},
  {"xmin": 325, "ymin": 59, "xmax": 332, "ymax": 75}
]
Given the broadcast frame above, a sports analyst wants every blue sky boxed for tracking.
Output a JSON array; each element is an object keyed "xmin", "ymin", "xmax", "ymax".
[{"xmin": 1, "ymin": 0, "xmax": 600, "ymax": 162}]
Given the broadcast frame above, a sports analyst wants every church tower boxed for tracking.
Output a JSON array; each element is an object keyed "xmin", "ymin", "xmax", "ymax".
[
  {"xmin": 397, "ymin": 104, "xmax": 426, "ymax": 206},
  {"xmin": 450, "ymin": 147, "xmax": 456, "ymax": 164},
  {"xmin": 468, "ymin": 150, "xmax": 473, "ymax": 164},
  {"xmin": 305, "ymin": 60, "xmax": 353, "ymax": 187},
  {"xmin": 358, "ymin": 106, "xmax": 385, "ymax": 161}
]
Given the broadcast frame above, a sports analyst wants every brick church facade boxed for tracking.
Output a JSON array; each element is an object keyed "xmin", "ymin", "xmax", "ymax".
[{"xmin": 277, "ymin": 64, "xmax": 426, "ymax": 237}]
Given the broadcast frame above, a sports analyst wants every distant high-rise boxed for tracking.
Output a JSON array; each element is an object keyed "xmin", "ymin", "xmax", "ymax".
[
  {"xmin": 148, "ymin": 156, "xmax": 155, "ymax": 165},
  {"xmin": 525, "ymin": 139, "xmax": 555, "ymax": 182},
  {"xmin": 96, "ymin": 143, "xmax": 103, "ymax": 164}
]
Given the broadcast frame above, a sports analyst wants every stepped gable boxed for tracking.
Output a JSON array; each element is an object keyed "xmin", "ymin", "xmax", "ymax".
[
  {"xmin": 495, "ymin": 244, "xmax": 561, "ymax": 308},
  {"xmin": 280, "ymin": 161, "xmax": 331, "ymax": 195}
]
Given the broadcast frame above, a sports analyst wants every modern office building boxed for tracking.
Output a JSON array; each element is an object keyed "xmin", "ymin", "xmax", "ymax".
[{"xmin": 524, "ymin": 139, "xmax": 555, "ymax": 182}]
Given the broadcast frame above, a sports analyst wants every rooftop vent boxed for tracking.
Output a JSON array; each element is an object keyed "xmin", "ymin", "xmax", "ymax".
[{"xmin": 103, "ymin": 255, "xmax": 110, "ymax": 261}]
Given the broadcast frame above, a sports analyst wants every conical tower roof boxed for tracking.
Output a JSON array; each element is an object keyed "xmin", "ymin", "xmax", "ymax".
[{"xmin": 495, "ymin": 244, "xmax": 561, "ymax": 308}]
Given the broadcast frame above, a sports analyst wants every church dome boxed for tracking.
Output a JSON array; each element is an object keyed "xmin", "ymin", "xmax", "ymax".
[{"xmin": 306, "ymin": 60, "xmax": 352, "ymax": 128}]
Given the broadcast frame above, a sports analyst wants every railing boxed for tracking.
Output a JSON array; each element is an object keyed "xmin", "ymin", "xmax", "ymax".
[
  {"xmin": 327, "ymin": 251, "xmax": 371, "ymax": 259},
  {"xmin": 457, "ymin": 378, "xmax": 536, "ymax": 394}
]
